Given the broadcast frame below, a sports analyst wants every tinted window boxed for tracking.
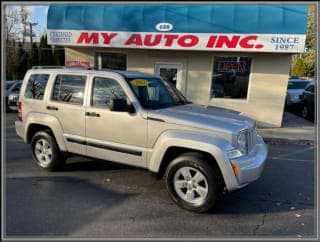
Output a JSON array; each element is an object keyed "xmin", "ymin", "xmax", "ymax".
[
  {"xmin": 287, "ymin": 81, "xmax": 309, "ymax": 89},
  {"xmin": 25, "ymin": 74, "xmax": 49, "ymax": 100},
  {"xmin": 92, "ymin": 77, "xmax": 126, "ymax": 108},
  {"xmin": 52, "ymin": 75, "xmax": 86, "ymax": 105},
  {"xmin": 12, "ymin": 83, "xmax": 22, "ymax": 92},
  {"xmin": 211, "ymin": 56, "xmax": 252, "ymax": 99},
  {"xmin": 6, "ymin": 82, "xmax": 15, "ymax": 90}
]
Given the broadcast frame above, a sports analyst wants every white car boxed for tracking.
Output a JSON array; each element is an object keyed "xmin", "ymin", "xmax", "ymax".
[{"xmin": 286, "ymin": 79, "xmax": 310, "ymax": 106}]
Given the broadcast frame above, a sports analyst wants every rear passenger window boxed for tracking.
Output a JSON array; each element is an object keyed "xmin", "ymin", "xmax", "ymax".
[
  {"xmin": 52, "ymin": 75, "xmax": 86, "ymax": 105},
  {"xmin": 24, "ymin": 74, "xmax": 49, "ymax": 100}
]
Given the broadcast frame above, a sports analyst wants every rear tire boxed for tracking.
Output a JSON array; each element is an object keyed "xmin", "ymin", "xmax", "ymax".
[
  {"xmin": 165, "ymin": 152, "xmax": 223, "ymax": 213},
  {"xmin": 31, "ymin": 131, "xmax": 65, "ymax": 171}
]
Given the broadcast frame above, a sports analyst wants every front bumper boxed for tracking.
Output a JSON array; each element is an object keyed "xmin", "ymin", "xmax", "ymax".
[{"xmin": 226, "ymin": 135, "xmax": 268, "ymax": 191}]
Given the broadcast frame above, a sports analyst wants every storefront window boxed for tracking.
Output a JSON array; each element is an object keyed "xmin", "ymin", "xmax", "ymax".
[
  {"xmin": 96, "ymin": 52, "xmax": 127, "ymax": 70},
  {"xmin": 211, "ymin": 56, "xmax": 252, "ymax": 99}
]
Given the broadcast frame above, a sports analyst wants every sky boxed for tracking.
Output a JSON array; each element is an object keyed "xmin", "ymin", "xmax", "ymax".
[{"xmin": 7, "ymin": 5, "xmax": 48, "ymax": 42}]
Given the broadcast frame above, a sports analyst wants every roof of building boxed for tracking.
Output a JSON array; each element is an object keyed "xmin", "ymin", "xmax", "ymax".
[{"xmin": 47, "ymin": 4, "xmax": 308, "ymax": 34}]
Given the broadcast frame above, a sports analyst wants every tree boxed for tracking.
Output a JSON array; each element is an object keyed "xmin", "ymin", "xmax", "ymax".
[
  {"xmin": 53, "ymin": 47, "xmax": 65, "ymax": 66},
  {"xmin": 4, "ymin": 6, "xmax": 20, "ymax": 41},
  {"xmin": 291, "ymin": 5, "xmax": 316, "ymax": 78},
  {"xmin": 28, "ymin": 43, "xmax": 39, "ymax": 68},
  {"xmin": 38, "ymin": 34, "xmax": 55, "ymax": 65},
  {"xmin": 12, "ymin": 43, "xmax": 29, "ymax": 79}
]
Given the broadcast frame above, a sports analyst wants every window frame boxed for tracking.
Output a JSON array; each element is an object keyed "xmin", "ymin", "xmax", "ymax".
[
  {"xmin": 50, "ymin": 74, "xmax": 87, "ymax": 106},
  {"xmin": 209, "ymin": 54, "xmax": 253, "ymax": 103}
]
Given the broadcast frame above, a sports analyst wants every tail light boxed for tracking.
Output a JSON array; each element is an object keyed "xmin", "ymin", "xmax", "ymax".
[{"xmin": 18, "ymin": 101, "xmax": 22, "ymax": 121}]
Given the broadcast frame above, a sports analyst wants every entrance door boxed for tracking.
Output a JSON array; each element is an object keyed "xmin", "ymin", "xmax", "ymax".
[{"xmin": 155, "ymin": 63, "xmax": 182, "ymax": 91}]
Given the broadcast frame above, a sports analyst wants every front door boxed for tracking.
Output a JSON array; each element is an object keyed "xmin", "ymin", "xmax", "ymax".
[
  {"xmin": 155, "ymin": 63, "xmax": 182, "ymax": 91},
  {"xmin": 85, "ymin": 75, "xmax": 148, "ymax": 168}
]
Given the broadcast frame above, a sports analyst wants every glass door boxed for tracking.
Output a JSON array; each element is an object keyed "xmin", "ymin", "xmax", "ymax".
[{"xmin": 155, "ymin": 63, "xmax": 182, "ymax": 91}]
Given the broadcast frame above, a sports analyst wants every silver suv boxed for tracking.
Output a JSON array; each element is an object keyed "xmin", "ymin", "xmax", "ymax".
[{"xmin": 15, "ymin": 68, "xmax": 268, "ymax": 212}]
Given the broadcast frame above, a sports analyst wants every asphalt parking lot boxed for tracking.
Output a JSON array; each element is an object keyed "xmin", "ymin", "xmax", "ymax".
[{"xmin": 4, "ymin": 112, "xmax": 316, "ymax": 239}]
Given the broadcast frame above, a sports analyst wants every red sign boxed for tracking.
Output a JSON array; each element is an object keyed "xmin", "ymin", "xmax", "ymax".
[
  {"xmin": 66, "ymin": 60, "xmax": 90, "ymax": 67},
  {"xmin": 217, "ymin": 61, "xmax": 246, "ymax": 73}
]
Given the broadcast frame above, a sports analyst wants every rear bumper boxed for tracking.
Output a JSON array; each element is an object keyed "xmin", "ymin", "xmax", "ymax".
[
  {"xmin": 226, "ymin": 135, "xmax": 268, "ymax": 191},
  {"xmin": 15, "ymin": 121, "xmax": 25, "ymax": 141}
]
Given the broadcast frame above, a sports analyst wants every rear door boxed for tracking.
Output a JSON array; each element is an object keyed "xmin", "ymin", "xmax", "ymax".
[{"xmin": 46, "ymin": 74, "xmax": 88, "ymax": 155}]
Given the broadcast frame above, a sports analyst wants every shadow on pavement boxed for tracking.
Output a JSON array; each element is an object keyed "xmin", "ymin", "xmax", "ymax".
[{"xmin": 5, "ymin": 176, "xmax": 136, "ymax": 236}]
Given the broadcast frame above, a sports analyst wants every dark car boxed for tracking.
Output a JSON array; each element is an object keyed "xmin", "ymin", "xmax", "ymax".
[
  {"xmin": 5, "ymin": 80, "xmax": 22, "ymax": 112},
  {"xmin": 300, "ymin": 80, "xmax": 316, "ymax": 121}
]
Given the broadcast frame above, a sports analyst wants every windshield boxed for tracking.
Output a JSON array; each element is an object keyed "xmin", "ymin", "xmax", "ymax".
[
  {"xmin": 126, "ymin": 77, "xmax": 190, "ymax": 109},
  {"xmin": 6, "ymin": 82, "xmax": 15, "ymax": 90},
  {"xmin": 287, "ymin": 81, "xmax": 309, "ymax": 90}
]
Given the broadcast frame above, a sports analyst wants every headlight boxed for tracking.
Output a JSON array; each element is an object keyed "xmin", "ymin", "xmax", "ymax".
[{"xmin": 237, "ymin": 130, "xmax": 248, "ymax": 154}]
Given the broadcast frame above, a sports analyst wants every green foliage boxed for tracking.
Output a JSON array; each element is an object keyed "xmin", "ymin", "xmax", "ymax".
[
  {"xmin": 38, "ymin": 35, "xmax": 55, "ymax": 66},
  {"xmin": 12, "ymin": 43, "xmax": 29, "ymax": 79},
  {"xmin": 291, "ymin": 5, "xmax": 316, "ymax": 78}
]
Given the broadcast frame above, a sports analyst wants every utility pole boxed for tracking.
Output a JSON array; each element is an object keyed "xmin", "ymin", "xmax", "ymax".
[
  {"xmin": 22, "ymin": 20, "xmax": 37, "ymax": 48},
  {"xmin": 29, "ymin": 22, "xmax": 37, "ymax": 45}
]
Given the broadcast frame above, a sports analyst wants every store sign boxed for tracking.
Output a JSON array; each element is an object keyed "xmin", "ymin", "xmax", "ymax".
[
  {"xmin": 47, "ymin": 30, "xmax": 306, "ymax": 53},
  {"xmin": 66, "ymin": 60, "xmax": 90, "ymax": 67}
]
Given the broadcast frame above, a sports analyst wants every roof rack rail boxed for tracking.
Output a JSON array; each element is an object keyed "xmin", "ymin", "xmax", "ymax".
[
  {"xmin": 32, "ymin": 66, "xmax": 65, "ymax": 69},
  {"xmin": 31, "ymin": 66, "xmax": 96, "ymax": 70}
]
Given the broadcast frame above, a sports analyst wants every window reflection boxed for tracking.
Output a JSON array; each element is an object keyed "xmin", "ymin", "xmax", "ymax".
[
  {"xmin": 52, "ymin": 75, "xmax": 86, "ymax": 105},
  {"xmin": 25, "ymin": 74, "xmax": 49, "ymax": 100},
  {"xmin": 92, "ymin": 77, "xmax": 126, "ymax": 108}
]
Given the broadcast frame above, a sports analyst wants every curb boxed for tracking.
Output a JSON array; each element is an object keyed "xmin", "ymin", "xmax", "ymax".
[{"xmin": 263, "ymin": 137, "xmax": 315, "ymax": 146}]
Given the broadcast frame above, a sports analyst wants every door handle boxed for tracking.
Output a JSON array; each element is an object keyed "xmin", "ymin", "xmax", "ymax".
[
  {"xmin": 46, "ymin": 106, "xmax": 59, "ymax": 111},
  {"xmin": 85, "ymin": 112, "xmax": 100, "ymax": 117}
]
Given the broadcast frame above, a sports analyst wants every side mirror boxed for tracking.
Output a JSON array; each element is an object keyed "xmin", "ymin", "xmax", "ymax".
[{"xmin": 109, "ymin": 98, "xmax": 135, "ymax": 113}]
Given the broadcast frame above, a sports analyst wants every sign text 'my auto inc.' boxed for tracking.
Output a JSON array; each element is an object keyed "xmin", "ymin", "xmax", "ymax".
[{"xmin": 47, "ymin": 30, "xmax": 306, "ymax": 53}]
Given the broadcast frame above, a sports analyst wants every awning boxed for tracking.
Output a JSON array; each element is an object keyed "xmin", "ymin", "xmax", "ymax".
[{"xmin": 47, "ymin": 4, "xmax": 308, "ymax": 53}]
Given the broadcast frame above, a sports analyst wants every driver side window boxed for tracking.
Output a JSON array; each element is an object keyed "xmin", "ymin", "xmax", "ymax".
[{"xmin": 91, "ymin": 77, "xmax": 127, "ymax": 108}]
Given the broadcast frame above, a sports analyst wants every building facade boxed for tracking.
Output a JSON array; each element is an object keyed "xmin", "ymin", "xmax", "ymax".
[{"xmin": 47, "ymin": 4, "xmax": 308, "ymax": 127}]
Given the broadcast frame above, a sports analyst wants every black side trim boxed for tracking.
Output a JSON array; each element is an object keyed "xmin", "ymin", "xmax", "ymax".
[
  {"xmin": 87, "ymin": 141, "xmax": 142, "ymax": 156},
  {"xmin": 147, "ymin": 117, "xmax": 164, "ymax": 122},
  {"xmin": 66, "ymin": 137, "xmax": 142, "ymax": 156},
  {"xmin": 66, "ymin": 137, "xmax": 86, "ymax": 145}
]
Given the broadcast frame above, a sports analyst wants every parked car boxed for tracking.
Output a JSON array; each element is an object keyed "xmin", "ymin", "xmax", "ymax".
[
  {"xmin": 5, "ymin": 80, "xmax": 22, "ymax": 112},
  {"xmin": 300, "ymin": 80, "xmax": 316, "ymax": 121},
  {"xmin": 8, "ymin": 91, "xmax": 20, "ymax": 111},
  {"xmin": 15, "ymin": 68, "xmax": 267, "ymax": 213},
  {"xmin": 285, "ymin": 79, "xmax": 310, "ymax": 107}
]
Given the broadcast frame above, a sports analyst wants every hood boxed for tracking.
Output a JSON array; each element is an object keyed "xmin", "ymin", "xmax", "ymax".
[{"xmin": 147, "ymin": 104, "xmax": 255, "ymax": 134}]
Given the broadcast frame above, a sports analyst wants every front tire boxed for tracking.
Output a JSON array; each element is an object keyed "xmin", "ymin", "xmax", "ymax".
[
  {"xmin": 165, "ymin": 152, "xmax": 223, "ymax": 213},
  {"xmin": 31, "ymin": 131, "xmax": 65, "ymax": 171}
]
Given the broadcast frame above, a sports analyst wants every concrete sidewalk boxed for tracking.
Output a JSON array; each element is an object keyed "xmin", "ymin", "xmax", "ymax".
[{"xmin": 257, "ymin": 111, "xmax": 316, "ymax": 142}]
